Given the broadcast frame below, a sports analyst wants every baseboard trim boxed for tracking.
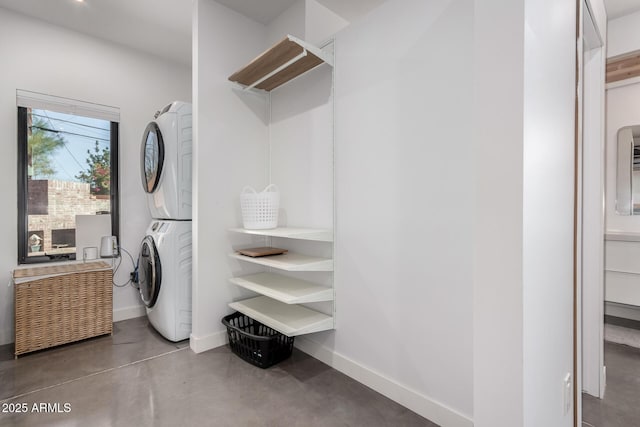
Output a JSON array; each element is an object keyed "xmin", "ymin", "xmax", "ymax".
[
  {"xmin": 605, "ymin": 302, "xmax": 640, "ymax": 322},
  {"xmin": 190, "ymin": 330, "xmax": 228, "ymax": 353},
  {"xmin": 113, "ymin": 305, "xmax": 146, "ymax": 322},
  {"xmin": 294, "ymin": 336, "xmax": 473, "ymax": 427}
]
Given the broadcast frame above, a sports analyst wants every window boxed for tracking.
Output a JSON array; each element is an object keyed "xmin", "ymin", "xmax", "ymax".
[{"xmin": 17, "ymin": 91, "xmax": 119, "ymax": 264}]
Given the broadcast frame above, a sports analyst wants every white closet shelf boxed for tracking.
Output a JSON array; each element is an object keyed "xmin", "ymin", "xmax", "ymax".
[
  {"xmin": 228, "ymin": 35, "xmax": 333, "ymax": 92},
  {"xmin": 229, "ymin": 272, "xmax": 333, "ymax": 304},
  {"xmin": 229, "ymin": 251, "xmax": 333, "ymax": 271},
  {"xmin": 229, "ymin": 227, "xmax": 333, "ymax": 242},
  {"xmin": 229, "ymin": 296, "xmax": 333, "ymax": 337}
]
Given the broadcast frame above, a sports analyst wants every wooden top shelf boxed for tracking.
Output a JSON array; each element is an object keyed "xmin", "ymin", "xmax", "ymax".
[
  {"xmin": 228, "ymin": 35, "xmax": 333, "ymax": 92},
  {"xmin": 607, "ymin": 50, "xmax": 640, "ymax": 84}
]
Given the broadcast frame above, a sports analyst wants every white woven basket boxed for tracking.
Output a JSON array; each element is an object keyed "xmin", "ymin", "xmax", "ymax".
[{"xmin": 240, "ymin": 184, "xmax": 279, "ymax": 229}]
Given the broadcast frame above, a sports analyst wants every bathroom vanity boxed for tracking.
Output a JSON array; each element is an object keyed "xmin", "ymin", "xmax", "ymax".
[{"xmin": 605, "ymin": 232, "xmax": 640, "ymax": 308}]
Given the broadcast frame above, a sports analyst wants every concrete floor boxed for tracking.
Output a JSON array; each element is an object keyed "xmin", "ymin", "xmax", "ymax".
[
  {"xmin": 582, "ymin": 324, "xmax": 640, "ymax": 427},
  {"xmin": 0, "ymin": 317, "xmax": 435, "ymax": 427}
]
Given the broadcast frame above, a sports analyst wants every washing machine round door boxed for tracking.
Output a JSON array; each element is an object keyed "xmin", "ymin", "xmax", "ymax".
[
  {"xmin": 138, "ymin": 235, "xmax": 162, "ymax": 308},
  {"xmin": 141, "ymin": 122, "xmax": 164, "ymax": 194}
]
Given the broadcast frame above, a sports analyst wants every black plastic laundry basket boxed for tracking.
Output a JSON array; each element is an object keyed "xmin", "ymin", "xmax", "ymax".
[{"xmin": 222, "ymin": 312, "xmax": 294, "ymax": 369}]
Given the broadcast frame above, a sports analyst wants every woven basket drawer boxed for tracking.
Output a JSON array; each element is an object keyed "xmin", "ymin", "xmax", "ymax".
[{"xmin": 14, "ymin": 267, "xmax": 113, "ymax": 356}]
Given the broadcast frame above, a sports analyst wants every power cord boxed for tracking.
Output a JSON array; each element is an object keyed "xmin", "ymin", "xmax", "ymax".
[{"xmin": 111, "ymin": 245, "xmax": 138, "ymax": 288}]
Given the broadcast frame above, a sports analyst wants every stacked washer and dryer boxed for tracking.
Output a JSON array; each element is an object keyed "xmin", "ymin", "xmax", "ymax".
[{"xmin": 138, "ymin": 101, "xmax": 192, "ymax": 342}]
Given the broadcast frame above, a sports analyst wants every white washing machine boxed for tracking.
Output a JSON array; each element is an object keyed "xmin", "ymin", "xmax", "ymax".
[
  {"xmin": 138, "ymin": 220, "xmax": 192, "ymax": 342},
  {"xmin": 141, "ymin": 101, "xmax": 192, "ymax": 220}
]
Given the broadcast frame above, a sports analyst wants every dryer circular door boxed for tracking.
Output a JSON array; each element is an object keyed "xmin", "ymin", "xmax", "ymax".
[
  {"xmin": 138, "ymin": 235, "xmax": 162, "ymax": 308},
  {"xmin": 141, "ymin": 122, "xmax": 165, "ymax": 194}
]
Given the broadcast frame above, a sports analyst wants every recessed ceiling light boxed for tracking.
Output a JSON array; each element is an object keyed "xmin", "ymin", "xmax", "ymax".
[{"xmin": 75, "ymin": 0, "xmax": 84, "ymax": 3}]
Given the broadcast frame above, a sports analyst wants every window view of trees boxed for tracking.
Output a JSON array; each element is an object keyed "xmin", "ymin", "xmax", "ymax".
[
  {"xmin": 22, "ymin": 108, "xmax": 113, "ymax": 260},
  {"xmin": 29, "ymin": 117, "xmax": 65, "ymax": 178},
  {"xmin": 76, "ymin": 141, "xmax": 111, "ymax": 196}
]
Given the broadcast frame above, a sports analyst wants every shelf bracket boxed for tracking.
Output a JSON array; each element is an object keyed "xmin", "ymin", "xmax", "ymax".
[
  {"xmin": 287, "ymin": 35, "xmax": 334, "ymax": 67},
  {"xmin": 244, "ymin": 50, "xmax": 308, "ymax": 91}
]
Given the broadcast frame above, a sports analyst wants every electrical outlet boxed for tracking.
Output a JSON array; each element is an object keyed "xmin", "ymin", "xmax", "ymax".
[{"xmin": 563, "ymin": 373, "xmax": 572, "ymax": 415}]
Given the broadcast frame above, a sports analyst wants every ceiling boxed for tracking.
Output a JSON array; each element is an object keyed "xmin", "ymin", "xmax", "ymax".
[
  {"xmin": 214, "ymin": 0, "xmax": 384, "ymax": 24},
  {"xmin": 604, "ymin": 0, "xmax": 640, "ymax": 20},
  {"xmin": 313, "ymin": 0, "xmax": 385, "ymax": 21},
  {"xmin": 2, "ymin": 0, "xmax": 640, "ymax": 66},
  {"xmin": 215, "ymin": 0, "xmax": 298, "ymax": 24},
  {"xmin": 0, "ymin": 0, "xmax": 388, "ymax": 66},
  {"xmin": 0, "ymin": 0, "xmax": 193, "ymax": 65}
]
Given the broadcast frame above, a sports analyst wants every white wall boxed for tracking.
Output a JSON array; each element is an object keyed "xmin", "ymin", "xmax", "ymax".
[
  {"xmin": 607, "ymin": 9, "xmax": 640, "ymax": 58},
  {"xmin": 193, "ymin": 0, "xmax": 474, "ymax": 425},
  {"xmin": 330, "ymin": 0, "xmax": 474, "ymax": 423},
  {"xmin": 522, "ymin": 1, "xmax": 577, "ymax": 426},
  {"xmin": 193, "ymin": 1, "xmax": 584, "ymax": 426},
  {"xmin": 266, "ymin": 0, "xmax": 305, "ymax": 47},
  {"xmin": 305, "ymin": 0, "xmax": 348, "ymax": 46},
  {"xmin": 269, "ymin": 0, "xmax": 335, "ymax": 231},
  {"xmin": 0, "ymin": 7, "xmax": 191, "ymax": 345},
  {"xmin": 472, "ymin": 0, "xmax": 525, "ymax": 425},
  {"xmin": 265, "ymin": 0, "xmax": 347, "ymax": 51},
  {"xmin": 191, "ymin": 0, "xmax": 268, "ymax": 352},
  {"xmin": 473, "ymin": 0, "xmax": 579, "ymax": 425}
]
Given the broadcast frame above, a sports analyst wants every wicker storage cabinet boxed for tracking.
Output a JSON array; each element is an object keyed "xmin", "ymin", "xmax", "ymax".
[{"xmin": 13, "ymin": 261, "xmax": 113, "ymax": 357}]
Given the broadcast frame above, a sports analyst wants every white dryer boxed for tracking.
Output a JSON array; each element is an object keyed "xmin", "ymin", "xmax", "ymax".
[
  {"xmin": 138, "ymin": 220, "xmax": 192, "ymax": 342},
  {"xmin": 141, "ymin": 101, "xmax": 192, "ymax": 220}
]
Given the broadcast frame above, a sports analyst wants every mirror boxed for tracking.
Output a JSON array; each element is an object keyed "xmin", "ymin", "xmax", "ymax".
[{"xmin": 617, "ymin": 125, "xmax": 640, "ymax": 215}]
